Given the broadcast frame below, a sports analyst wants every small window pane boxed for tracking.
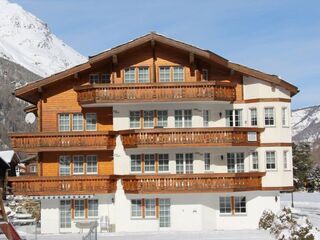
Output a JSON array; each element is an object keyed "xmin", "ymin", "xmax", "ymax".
[
  {"xmin": 131, "ymin": 199, "xmax": 142, "ymax": 218},
  {"xmin": 184, "ymin": 110, "xmax": 192, "ymax": 127},
  {"xmin": 59, "ymin": 113, "xmax": 70, "ymax": 132},
  {"xmin": 131, "ymin": 155, "xmax": 141, "ymax": 172},
  {"xmin": 89, "ymin": 74, "xmax": 99, "ymax": 84},
  {"xmin": 204, "ymin": 153, "xmax": 211, "ymax": 171},
  {"xmin": 157, "ymin": 110, "xmax": 168, "ymax": 127},
  {"xmin": 283, "ymin": 151, "xmax": 289, "ymax": 170},
  {"xmin": 59, "ymin": 155, "xmax": 71, "ymax": 176},
  {"xmin": 87, "ymin": 155, "xmax": 98, "ymax": 174},
  {"xmin": 124, "ymin": 67, "xmax": 136, "ymax": 83},
  {"xmin": 202, "ymin": 69, "xmax": 208, "ymax": 81},
  {"xmin": 60, "ymin": 200, "xmax": 71, "ymax": 228},
  {"xmin": 176, "ymin": 153, "xmax": 184, "ymax": 174},
  {"xmin": 130, "ymin": 111, "xmax": 141, "ymax": 129},
  {"xmin": 250, "ymin": 108, "xmax": 257, "ymax": 126},
  {"xmin": 252, "ymin": 152, "xmax": 259, "ymax": 170},
  {"xmin": 203, "ymin": 110, "xmax": 209, "ymax": 127},
  {"xmin": 266, "ymin": 151, "xmax": 276, "ymax": 169},
  {"xmin": 173, "ymin": 66, "xmax": 184, "ymax": 82},
  {"xmin": 265, "ymin": 108, "xmax": 275, "ymax": 126},
  {"xmin": 86, "ymin": 113, "xmax": 97, "ymax": 131},
  {"xmin": 158, "ymin": 154, "xmax": 169, "ymax": 172},
  {"xmin": 234, "ymin": 196, "xmax": 246, "ymax": 213},
  {"xmin": 174, "ymin": 110, "xmax": 183, "ymax": 128},
  {"xmin": 185, "ymin": 153, "xmax": 193, "ymax": 173},
  {"xmin": 227, "ymin": 153, "xmax": 235, "ymax": 173},
  {"xmin": 74, "ymin": 200, "xmax": 85, "ymax": 218},
  {"xmin": 234, "ymin": 109, "xmax": 242, "ymax": 127},
  {"xmin": 138, "ymin": 67, "xmax": 150, "ymax": 83},
  {"xmin": 72, "ymin": 113, "xmax": 83, "ymax": 131},
  {"xmin": 226, "ymin": 110, "xmax": 233, "ymax": 127},
  {"xmin": 159, "ymin": 67, "xmax": 170, "ymax": 82},
  {"xmin": 282, "ymin": 107, "xmax": 288, "ymax": 126},
  {"xmin": 143, "ymin": 111, "xmax": 154, "ymax": 128},
  {"xmin": 73, "ymin": 155, "xmax": 84, "ymax": 174},
  {"xmin": 101, "ymin": 74, "xmax": 110, "ymax": 83},
  {"xmin": 145, "ymin": 199, "xmax": 156, "ymax": 217}
]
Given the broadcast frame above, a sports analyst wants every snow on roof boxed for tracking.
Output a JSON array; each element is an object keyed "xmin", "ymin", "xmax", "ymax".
[{"xmin": 0, "ymin": 150, "xmax": 15, "ymax": 164}]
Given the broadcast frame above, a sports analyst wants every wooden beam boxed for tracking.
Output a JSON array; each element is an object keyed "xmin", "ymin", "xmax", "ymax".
[
  {"xmin": 112, "ymin": 55, "xmax": 118, "ymax": 65},
  {"xmin": 189, "ymin": 52, "xmax": 195, "ymax": 65}
]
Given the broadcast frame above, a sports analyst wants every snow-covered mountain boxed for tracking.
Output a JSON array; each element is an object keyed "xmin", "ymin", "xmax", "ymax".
[
  {"xmin": 292, "ymin": 105, "xmax": 320, "ymax": 143},
  {"xmin": 0, "ymin": 0, "xmax": 87, "ymax": 77}
]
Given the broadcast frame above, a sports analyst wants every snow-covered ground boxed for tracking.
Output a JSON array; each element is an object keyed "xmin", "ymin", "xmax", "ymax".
[{"xmin": 5, "ymin": 192, "xmax": 320, "ymax": 240}]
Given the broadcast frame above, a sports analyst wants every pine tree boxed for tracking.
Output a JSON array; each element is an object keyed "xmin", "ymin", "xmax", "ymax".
[{"xmin": 293, "ymin": 142, "xmax": 313, "ymax": 189}]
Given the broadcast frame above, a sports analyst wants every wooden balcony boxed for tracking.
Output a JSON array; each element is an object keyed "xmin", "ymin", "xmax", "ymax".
[
  {"xmin": 7, "ymin": 175, "xmax": 117, "ymax": 196},
  {"xmin": 120, "ymin": 127, "xmax": 263, "ymax": 148},
  {"xmin": 75, "ymin": 81, "xmax": 236, "ymax": 105},
  {"xmin": 10, "ymin": 131, "xmax": 116, "ymax": 153},
  {"xmin": 121, "ymin": 172, "xmax": 266, "ymax": 194}
]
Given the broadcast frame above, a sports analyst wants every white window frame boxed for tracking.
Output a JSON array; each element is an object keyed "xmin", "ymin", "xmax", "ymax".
[
  {"xmin": 72, "ymin": 113, "xmax": 83, "ymax": 131},
  {"xmin": 60, "ymin": 200, "xmax": 71, "ymax": 228},
  {"xmin": 143, "ymin": 110, "xmax": 154, "ymax": 128},
  {"xmin": 203, "ymin": 110, "xmax": 209, "ymax": 127},
  {"xmin": 251, "ymin": 152, "xmax": 259, "ymax": 171},
  {"xmin": 131, "ymin": 154, "xmax": 142, "ymax": 173},
  {"xmin": 124, "ymin": 67, "xmax": 136, "ymax": 83},
  {"xmin": 159, "ymin": 66, "xmax": 170, "ymax": 82},
  {"xmin": 138, "ymin": 67, "xmax": 150, "ymax": 83},
  {"xmin": 176, "ymin": 153, "xmax": 193, "ymax": 174},
  {"xmin": 74, "ymin": 199, "xmax": 85, "ymax": 218},
  {"xmin": 157, "ymin": 110, "xmax": 168, "ymax": 128},
  {"xmin": 58, "ymin": 113, "xmax": 70, "ymax": 132},
  {"xmin": 283, "ymin": 150, "xmax": 290, "ymax": 170},
  {"xmin": 173, "ymin": 66, "xmax": 184, "ymax": 82},
  {"xmin": 174, "ymin": 109, "xmax": 192, "ymax": 128},
  {"xmin": 131, "ymin": 199, "xmax": 142, "ymax": 218},
  {"xmin": 282, "ymin": 107, "xmax": 289, "ymax": 127},
  {"xmin": 130, "ymin": 111, "xmax": 141, "ymax": 129},
  {"xmin": 144, "ymin": 154, "xmax": 155, "ymax": 173},
  {"xmin": 73, "ymin": 155, "xmax": 84, "ymax": 175},
  {"xmin": 266, "ymin": 151, "xmax": 277, "ymax": 170},
  {"xmin": 88, "ymin": 199, "xmax": 99, "ymax": 218},
  {"xmin": 234, "ymin": 196, "xmax": 246, "ymax": 214},
  {"xmin": 219, "ymin": 196, "xmax": 232, "ymax": 214},
  {"xmin": 59, "ymin": 155, "xmax": 71, "ymax": 176},
  {"xmin": 86, "ymin": 155, "xmax": 98, "ymax": 174},
  {"xmin": 264, "ymin": 107, "xmax": 275, "ymax": 127},
  {"xmin": 86, "ymin": 113, "xmax": 97, "ymax": 131},
  {"xmin": 204, "ymin": 153, "xmax": 211, "ymax": 171},
  {"xmin": 227, "ymin": 153, "xmax": 245, "ymax": 173},
  {"xmin": 145, "ymin": 199, "xmax": 156, "ymax": 218},
  {"xmin": 158, "ymin": 154, "xmax": 169, "ymax": 172},
  {"xmin": 29, "ymin": 165, "xmax": 37, "ymax": 173},
  {"xmin": 250, "ymin": 108, "xmax": 258, "ymax": 126},
  {"xmin": 226, "ymin": 109, "xmax": 243, "ymax": 127}
]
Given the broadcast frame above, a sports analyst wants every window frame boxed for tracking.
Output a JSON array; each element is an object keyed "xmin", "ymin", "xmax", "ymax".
[
  {"xmin": 203, "ymin": 110, "xmax": 209, "ymax": 127},
  {"xmin": 72, "ymin": 113, "xmax": 84, "ymax": 131},
  {"xmin": 130, "ymin": 111, "xmax": 141, "ymax": 129},
  {"xmin": 158, "ymin": 154, "xmax": 169, "ymax": 172},
  {"xmin": 88, "ymin": 199, "xmax": 99, "ymax": 218},
  {"xmin": 202, "ymin": 69, "xmax": 209, "ymax": 81},
  {"xmin": 264, "ymin": 107, "xmax": 275, "ymax": 127},
  {"xmin": 74, "ymin": 199, "xmax": 85, "ymax": 219},
  {"xmin": 226, "ymin": 109, "xmax": 243, "ymax": 127},
  {"xmin": 58, "ymin": 113, "xmax": 70, "ymax": 132},
  {"xmin": 174, "ymin": 109, "xmax": 192, "ymax": 128},
  {"xmin": 86, "ymin": 113, "xmax": 97, "ymax": 131},
  {"xmin": 282, "ymin": 107, "xmax": 289, "ymax": 127},
  {"xmin": 89, "ymin": 73, "xmax": 100, "ymax": 84},
  {"xmin": 250, "ymin": 108, "xmax": 258, "ymax": 126},
  {"xmin": 266, "ymin": 151, "xmax": 277, "ymax": 170},
  {"xmin": 86, "ymin": 155, "xmax": 98, "ymax": 174},
  {"xmin": 124, "ymin": 67, "xmax": 136, "ymax": 83},
  {"xmin": 227, "ymin": 153, "xmax": 245, "ymax": 173},
  {"xmin": 143, "ymin": 110, "xmax": 154, "ymax": 128},
  {"xmin": 73, "ymin": 155, "xmax": 84, "ymax": 175},
  {"xmin": 144, "ymin": 154, "xmax": 155, "ymax": 173},
  {"xmin": 131, "ymin": 154, "xmax": 142, "ymax": 173},
  {"xmin": 251, "ymin": 151, "xmax": 259, "ymax": 171},
  {"xmin": 131, "ymin": 199, "xmax": 142, "ymax": 218},
  {"xmin": 234, "ymin": 196, "xmax": 247, "ymax": 214},
  {"xmin": 59, "ymin": 155, "xmax": 71, "ymax": 176},
  {"xmin": 159, "ymin": 66, "xmax": 170, "ymax": 82},
  {"xmin": 157, "ymin": 110, "xmax": 168, "ymax": 128},
  {"xmin": 138, "ymin": 67, "xmax": 150, "ymax": 83},
  {"xmin": 145, "ymin": 199, "xmax": 156, "ymax": 218},
  {"xmin": 219, "ymin": 196, "xmax": 232, "ymax": 214},
  {"xmin": 283, "ymin": 150, "xmax": 290, "ymax": 170},
  {"xmin": 173, "ymin": 66, "xmax": 184, "ymax": 82},
  {"xmin": 204, "ymin": 153, "xmax": 211, "ymax": 171}
]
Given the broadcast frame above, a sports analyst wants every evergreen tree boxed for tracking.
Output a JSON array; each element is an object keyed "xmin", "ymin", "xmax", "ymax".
[
  {"xmin": 293, "ymin": 142, "xmax": 313, "ymax": 189},
  {"xmin": 307, "ymin": 165, "xmax": 320, "ymax": 191}
]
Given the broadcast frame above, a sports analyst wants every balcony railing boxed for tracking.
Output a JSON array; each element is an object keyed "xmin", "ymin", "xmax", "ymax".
[
  {"xmin": 10, "ymin": 131, "xmax": 116, "ymax": 153},
  {"xmin": 120, "ymin": 127, "xmax": 263, "ymax": 148},
  {"xmin": 75, "ymin": 81, "xmax": 236, "ymax": 104},
  {"xmin": 121, "ymin": 172, "xmax": 265, "ymax": 194},
  {"xmin": 7, "ymin": 175, "xmax": 117, "ymax": 196}
]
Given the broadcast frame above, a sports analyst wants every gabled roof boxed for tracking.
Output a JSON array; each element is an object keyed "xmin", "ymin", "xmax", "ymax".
[
  {"xmin": 0, "ymin": 150, "xmax": 20, "ymax": 167},
  {"xmin": 15, "ymin": 32, "xmax": 299, "ymax": 104}
]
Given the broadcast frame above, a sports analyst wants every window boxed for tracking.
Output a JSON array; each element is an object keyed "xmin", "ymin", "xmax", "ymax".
[
  {"xmin": 74, "ymin": 200, "xmax": 85, "ymax": 218},
  {"xmin": 124, "ymin": 67, "xmax": 136, "ymax": 83},
  {"xmin": 227, "ymin": 153, "xmax": 244, "ymax": 173},
  {"xmin": 159, "ymin": 199, "xmax": 170, "ymax": 227},
  {"xmin": 264, "ymin": 107, "xmax": 275, "ymax": 126},
  {"xmin": 72, "ymin": 113, "xmax": 83, "ymax": 131},
  {"xmin": 59, "ymin": 113, "xmax": 70, "ymax": 131},
  {"xmin": 250, "ymin": 108, "xmax": 258, "ymax": 126},
  {"xmin": 266, "ymin": 151, "xmax": 276, "ymax": 170},
  {"xmin": 88, "ymin": 199, "xmax": 98, "ymax": 217},
  {"xmin": 202, "ymin": 69, "xmax": 208, "ymax": 81},
  {"xmin": 59, "ymin": 155, "xmax": 71, "ymax": 176},
  {"xmin": 204, "ymin": 153, "xmax": 211, "ymax": 171},
  {"xmin": 89, "ymin": 74, "xmax": 99, "ymax": 84},
  {"xmin": 174, "ymin": 110, "xmax": 192, "ymax": 128},
  {"xmin": 131, "ymin": 199, "xmax": 142, "ymax": 218},
  {"xmin": 73, "ymin": 155, "xmax": 84, "ymax": 174},
  {"xmin": 29, "ymin": 165, "xmax": 37, "ymax": 173},
  {"xmin": 252, "ymin": 152, "xmax": 259, "ymax": 170},
  {"xmin": 219, "ymin": 197, "xmax": 231, "ymax": 214},
  {"xmin": 144, "ymin": 154, "xmax": 155, "ymax": 172},
  {"xmin": 283, "ymin": 151, "xmax": 289, "ymax": 170},
  {"xmin": 143, "ymin": 110, "xmax": 154, "ymax": 128},
  {"xmin": 157, "ymin": 110, "xmax": 168, "ymax": 127},
  {"xmin": 226, "ymin": 109, "xmax": 242, "ymax": 127},
  {"xmin": 203, "ymin": 110, "xmax": 209, "ymax": 127},
  {"xmin": 282, "ymin": 107, "xmax": 288, "ymax": 127},
  {"xmin": 159, "ymin": 66, "xmax": 170, "ymax": 82},
  {"xmin": 101, "ymin": 74, "xmax": 110, "ymax": 83},
  {"xmin": 86, "ymin": 113, "xmax": 97, "ymax": 131},
  {"xmin": 145, "ymin": 199, "xmax": 156, "ymax": 218},
  {"xmin": 173, "ymin": 66, "xmax": 184, "ymax": 82},
  {"xmin": 60, "ymin": 200, "xmax": 71, "ymax": 228},
  {"xmin": 130, "ymin": 111, "xmax": 141, "ymax": 129},
  {"xmin": 138, "ymin": 67, "xmax": 150, "ymax": 83},
  {"xmin": 86, "ymin": 155, "xmax": 98, "ymax": 174},
  {"xmin": 158, "ymin": 154, "xmax": 169, "ymax": 172},
  {"xmin": 176, "ymin": 153, "xmax": 184, "ymax": 174},
  {"xmin": 176, "ymin": 153, "xmax": 193, "ymax": 174},
  {"xmin": 131, "ymin": 154, "xmax": 141, "ymax": 172},
  {"xmin": 234, "ymin": 196, "xmax": 246, "ymax": 213}
]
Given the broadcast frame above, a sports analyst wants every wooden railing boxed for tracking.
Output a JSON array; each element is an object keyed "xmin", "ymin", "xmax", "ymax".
[
  {"xmin": 10, "ymin": 131, "xmax": 116, "ymax": 153},
  {"xmin": 75, "ymin": 81, "xmax": 236, "ymax": 104},
  {"xmin": 121, "ymin": 172, "xmax": 266, "ymax": 194},
  {"xmin": 7, "ymin": 175, "xmax": 117, "ymax": 196},
  {"xmin": 120, "ymin": 127, "xmax": 263, "ymax": 148}
]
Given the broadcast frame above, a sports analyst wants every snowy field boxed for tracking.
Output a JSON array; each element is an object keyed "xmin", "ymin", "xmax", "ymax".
[{"xmin": 3, "ymin": 192, "xmax": 319, "ymax": 240}]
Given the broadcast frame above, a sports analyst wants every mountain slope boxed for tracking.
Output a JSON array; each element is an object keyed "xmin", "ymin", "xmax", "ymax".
[
  {"xmin": 0, "ymin": 0, "xmax": 87, "ymax": 77},
  {"xmin": 292, "ymin": 105, "xmax": 320, "ymax": 143}
]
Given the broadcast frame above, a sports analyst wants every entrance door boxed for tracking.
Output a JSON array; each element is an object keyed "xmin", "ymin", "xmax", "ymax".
[
  {"xmin": 159, "ymin": 199, "xmax": 170, "ymax": 228},
  {"xmin": 60, "ymin": 200, "xmax": 71, "ymax": 232}
]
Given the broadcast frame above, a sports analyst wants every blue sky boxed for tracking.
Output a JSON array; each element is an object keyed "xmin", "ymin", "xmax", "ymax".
[{"xmin": 12, "ymin": 0, "xmax": 320, "ymax": 109}]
